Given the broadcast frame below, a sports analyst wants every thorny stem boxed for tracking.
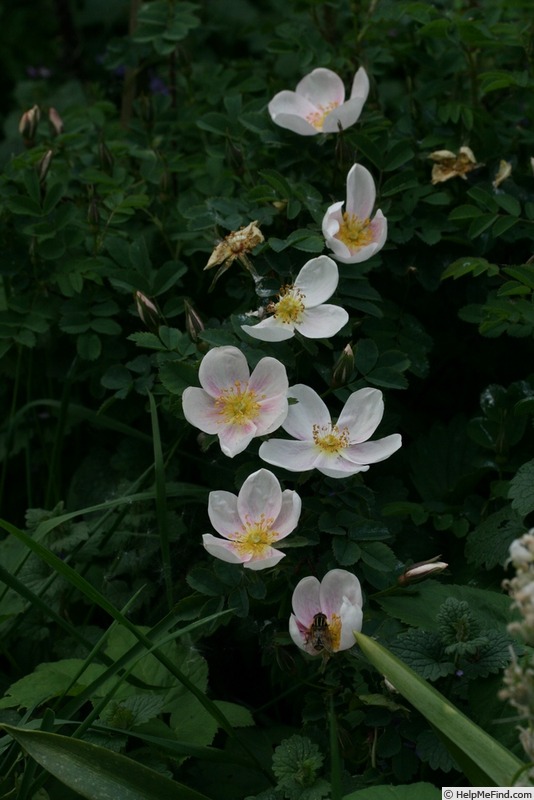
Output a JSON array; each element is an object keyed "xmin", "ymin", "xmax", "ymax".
[{"xmin": 120, "ymin": 0, "xmax": 142, "ymax": 129}]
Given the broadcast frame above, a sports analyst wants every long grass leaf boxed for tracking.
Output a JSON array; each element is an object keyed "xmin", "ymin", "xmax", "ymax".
[
  {"xmin": 148, "ymin": 391, "xmax": 173, "ymax": 609},
  {"xmin": 1, "ymin": 725, "xmax": 213, "ymax": 800}
]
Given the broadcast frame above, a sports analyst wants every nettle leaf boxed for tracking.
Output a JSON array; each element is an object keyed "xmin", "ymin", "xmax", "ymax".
[
  {"xmin": 461, "ymin": 631, "xmax": 514, "ymax": 680},
  {"xmin": 416, "ymin": 729, "xmax": 457, "ymax": 773},
  {"xmin": 376, "ymin": 581, "xmax": 514, "ymax": 632},
  {"xmin": 389, "ymin": 629, "xmax": 454, "ymax": 682},
  {"xmin": 509, "ymin": 458, "xmax": 534, "ymax": 516},
  {"xmin": 465, "ymin": 506, "xmax": 524, "ymax": 569}
]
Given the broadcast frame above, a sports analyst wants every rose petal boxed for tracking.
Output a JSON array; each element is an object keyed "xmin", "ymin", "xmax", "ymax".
[
  {"xmin": 349, "ymin": 67, "xmax": 370, "ymax": 102},
  {"xmin": 331, "ymin": 239, "xmax": 381, "ymax": 264},
  {"xmin": 320, "ymin": 569, "xmax": 363, "ymax": 619},
  {"xmin": 295, "ymin": 68, "xmax": 345, "ymax": 107},
  {"xmin": 202, "ymin": 535, "xmax": 245, "ymax": 564},
  {"xmin": 241, "ymin": 317, "xmax": 295, "ymax": 342},
  {"xmin": 294, "ymin": 255, "xmax": 339, "ymax": 307},
  {"xmin": 256, "ymin": 394, "xmax": 289, "ymax": 436},
  {"xmin": 237, "ymin": 468, "xmax": 282, "ymax": 524},
  {"xmin": 268, "ymin": 112, "xmax": 319, "ymax": 136},
  {"xmin": 248, "ymin": 357, "xmax": 289, "ymax": 399},
  {"xmin": 343, "ymin": 434, "xmax": 402, "ymax": 465},
  {"xmin": 296, "ymin": 304, "xmax": 349, "ymax": 338},
  {"xmin": 273, "ymin": 490, "xmax": 302, "ymax": 537},
  {"xmin": 244, "ymin": 547, "xmax": 286, "ymax": 570},
  {"xmin": 198, "ymin": 346, "xmax": 249, "ymax": 397},
  {"xmin": 313, "ymin": 452, "xmax": 370, "ymax": 478},
  {"xmin": 283, "ymin": 384, "xmax": 330, "ymax": 439},
  {"xmin": 345, "ymin": 163, "xmax": 376, "ymax": 219},
  {"xmin": 322, "ymin": 95, "xmax": 367, "ymax": 133},
  {"xmin": 324, "ymin": 234, "xmax": 353, "ymax": 263},
  {"xmin": 338, "ymin": 603, "xmax": 363, "ymax": 650},
  {"xmin": 322, "ymin": 201, "xmax": 344, "ymax": 238},
  {"xmin": 317, "ymin": 462, "xmax": 369, "ymax": 478},
  {"xmin": 208, "ymin": 490, "xmax": 241, "ymax": 538},
  {"xmin": 268, "ymin": 90, "xmax": 317, "ymax": 120},
  {"xmin": 259, "ymin": 439, "xmax": 319, "ymax": 473},
  {"xmin": 336, "ymin": 387, "xmax": 384, "ymax": 442},
  {"xmin": 289, "ymin": 614, "xmax": 319, "ymax": 655},
  {"xmin": 218, "ymin": 420, "xmax": 257, "ymax": 457},
  {"xmin": 292, "ymin": 575, "xmax": 321, "ymax": 625},
  {"xmin": 182, "ymin": 388, "xmax": 221, "ymax": 434}
]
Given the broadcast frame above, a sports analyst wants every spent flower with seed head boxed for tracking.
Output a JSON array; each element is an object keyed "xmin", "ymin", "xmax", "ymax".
[
  {"xmin": 204, "ymin": 221, "xmax": 264, "ymax": 290},
  {"xmin": 268, "ymin": 67, "xmax": 369, "ymax": 136},
  {"xmin": 322, "ymin": 164, "xmax": 387, "ymax": 264},
  {"xmin": 203, "ymin": 468, "xmax": 301, "ymax": 570},
  {"xmin": 290, "ymin": 569, "xmax": 363, "ymax": 656},
  {"xmin": 428, "ymin": 146, "xmax": 481, "ymax": 184},
  {"xmin": 182, "ymin": 346, "xmax": 289, "ymax": 457},
  {"xmin": 241, "ymin": 256, "xmax": 348, "ymax": 342},
  {"xmin": 259, "ymin": 384, "xmax": 401, "ymax": 478}
]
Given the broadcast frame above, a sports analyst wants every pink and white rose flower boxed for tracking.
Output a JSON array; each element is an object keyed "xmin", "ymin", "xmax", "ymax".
[
  {"xmin": 182, "ymin": 346, "xmax": 289, "ymax": 457},
  {"xmin": 241, "ymin": 256, "xmax": 348, "ymax": 342},
  {"xmin": 322, "ymin": 163, "xmax": 387, "ymax": 264},
  {"xmin": 268, "ymin": 67, "xmax": 369, "ymax": 136},
  {"xmin": 290, "ymin": 569, "xmax": 363, "ymax": 655},
  {"xmin": 202, "ymin": 468, "xmax": 301, "ymax": 570},
  {"xmin": 259, "ymin": 384, "xmax": 401, "ymax": 478}
]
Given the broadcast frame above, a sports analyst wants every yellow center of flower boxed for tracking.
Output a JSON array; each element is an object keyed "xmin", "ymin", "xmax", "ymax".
[
  {"xmin": 215, "ymin": 380, "xmax": 261, "ymax": 426},
  {"xmin": 312, "ymin": 423, "xmax": 350, "ymax": 454},
  {"xmin": 336, "ymin": 212, "xmax": 373, "ymax": 249},
  {"xmin": 328, "ymin": 613, "xmax": 342, "ymax": 651},
  {"xmin": 306, "ymin": 101, "xmax": 340, "ymax": 131},
  {"xmin": 233, "ymin": 514, "xmax": 277, "ymax": 558},
  {"xmin": 269, "ymin": 285, "xmax": 306, "ymax": 325}
]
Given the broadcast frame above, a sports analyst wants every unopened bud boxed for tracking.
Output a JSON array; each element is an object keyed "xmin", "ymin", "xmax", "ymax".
[
  {"xmin": 331, "ymin": 343, "xmax": 354, "ymax": 388},
  {"xmin": 48, "ymin": 107, "xmax": 64, "ymax": 136},
  {"xmin": 183, "ymin": 297, "xmax": 205, "ymax": 343},
  {"xmin": 38, "ymin": 149, "xmax": 53, "ymax": 184},
  {"xmin": 398, "ymin": 555, "xmax": 448, "ymax": 586},
  {"xmin": 134, "ymin": 291, "xmax": 160, "ymax": 332},
  {"xmin": 19, "ymin": 105, "xmax": 41, "ymax": 143}
]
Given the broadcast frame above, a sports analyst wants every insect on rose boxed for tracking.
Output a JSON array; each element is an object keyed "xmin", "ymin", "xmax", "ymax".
[{"xmin": 306, "ymin": 612, "xmax": 334, "ymax": 654}]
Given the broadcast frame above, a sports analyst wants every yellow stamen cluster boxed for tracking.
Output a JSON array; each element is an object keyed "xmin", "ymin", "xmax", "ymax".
[
  {"xmin": 306, "ymin": 101, "xmax": 340, "ymax": 130},
  {"xmin": 328, "ymin": 613, "xmax": 342, "ymax": 651},
  {"xmin": 269, "ymin": 285, "xmax": 306, "ymax": 325},
  {"xmin": 336, "ymin": 212, "xmax": 374, "ymax": 249},
  {"xmin": 233, "ymin": 514, "xmax": 277, "ymax": 558},
  {"xmin": 312, "ymin": 423, "xmax": 350, "ymax": 454},
  {"xmin": 215, "ymin": 380, "xmax": 261, "ymax": 426}
]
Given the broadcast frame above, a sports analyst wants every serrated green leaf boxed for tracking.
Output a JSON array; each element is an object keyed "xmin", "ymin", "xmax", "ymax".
[
  {"xmin": 389, "ymin": 629, "xmax": 454, "ymax": 681},
  {"xmin": 465, "ymin": 506, "xmax": 525, "ymax": 568},
  {"xmin": 509, "ymin": 459, "xmax": 534, "ymax": 516}
]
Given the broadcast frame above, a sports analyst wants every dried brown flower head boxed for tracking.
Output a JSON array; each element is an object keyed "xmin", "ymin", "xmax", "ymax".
[
  {"xmin": 204, "ymin": 221, "xmax": 264, "ymax": 290},
  {"xmin": 429, "ymin": 146, "xmax": 481, "ymax": 185}
]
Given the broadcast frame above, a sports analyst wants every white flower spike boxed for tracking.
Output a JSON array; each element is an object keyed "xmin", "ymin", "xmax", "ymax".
[
  {"xmin": 202, "ymin": 468, "xmax": 301, "ymax": 570},
  {"xmin": 322, "ymin": 163, "xmax": 387, "ymax": 264},
  {"xmin": 268, "ymin": 67, "xmax": 370, "ymax": 136},
  {"xmin": 290, "ymin": 569, "xmax": 363, "ymax": 656},
  {"xmin": 182, "ymin": 346, "xmax": 289, "ymax": 458},
  {"xmin": 259, "ymin": 384, "xmax": 401, "ymax": 479},
  {"xmin": 241, "ymin": 256, "xmax": 348, "ymax": 342}
]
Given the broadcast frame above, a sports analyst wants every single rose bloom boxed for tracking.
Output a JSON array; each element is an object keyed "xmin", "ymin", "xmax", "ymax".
[
  {"xmin": 259, "ymin": 383, "xmax": 401, "ymax": 478},
  {"xmin": 268, "ymin": 67, "xmax": 369, "ymax": 136},
  {"xmin": 290, "ymin": 569, "xmax": 363, "ymax": 655},
  {"xmin": 182, "ymin": 346, "xmax": 289, "ymax": 457},
  {"xmin": 241, "ymin": 256, "xmax": 348, "ymax": 342},
  {"xmin": 322, "ymin": 163, "xmax": 387, "ymax": 264},
  {"xmin": 202, "ymin": 468, "xmax": 301, "ymax": 570}
]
